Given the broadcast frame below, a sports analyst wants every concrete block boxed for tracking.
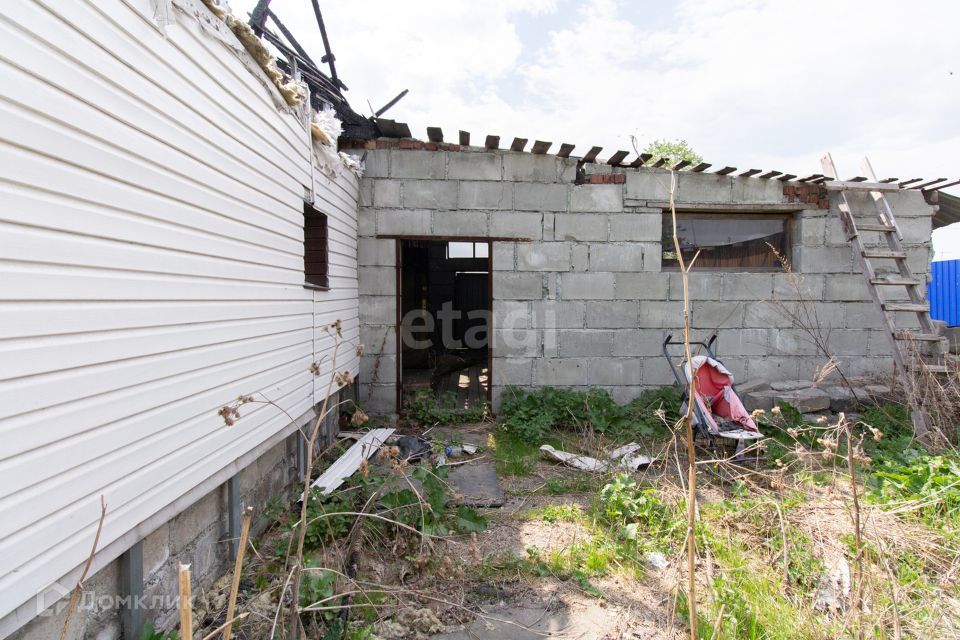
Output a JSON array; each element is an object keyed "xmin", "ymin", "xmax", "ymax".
[
  {"xmin": 362, "ymin": 149, "xmax": 388, "ymax": 177},
  {"xmin": 616, "ymin": 272, "xmax": 669, "ymax": 300},
  {"xmin": 720, "ymin": 273, "xmax": 774, "ymax": 301},
  {"xmin": 545, "ymin": 272, "xmax": 559, "ymax": 299},
  {"xmin": 637, "ymin": 300, "xmax": 684, "ymax": 328},
  {"xmin": 514, "ymin": 182, "xmax": 569, "ymax": 211},
  {"xmin": 743, "ymin": 389, "xmax": 780, "ymax": 412},
  {"xmin": 169, "ymin": 491, "xmax": 219, "ymax": 553},
  {"xmin": 769, "ymin": 379, "xmax": 811, "ymax": 391},
  {"xmin": 558, "ymin": 157, "xmax": 579, "ymax": 182},
  {"xmin": 570, "ymin": 184, "xmax": 623, "ymax": 212},
  {"xmin": 531, "ymin": 300, "xmax": 585, "ymax": 328},
  {"xmin": 800, "ymin": 216, "xmax": 827, "ymax": 245},
  {"xmin": 361, "ymin": 353, "xmax": 396, "ymax": 382},
  {"xmin": 588, "ymin": 357, "xmax": 642, "ymax": 385},
  {"xmin": 795, "ymin": 246, "xmax": 853, "ymax": 274},
  {"xmin": 555, "ymin": 213, "xmax": 608, "ymax": 241},
  {"xmin": 358, "ymin": 266, "xmax": 395, "ymax": 295},
  {"xmin": 358, "ymin": 206, "xmax": 377, "ymax": 237},
  {"xmin": 503, "ymin": 153, "xmax": 560, "ymax": 182},
  {"xmin": 625, "ymin": 170, "xmax": 671, "ymax": 202},
  {"xmin": 731, "ymin": 176, "xmax": 785, "ymax": 203},
  {"xmin": 669, "ymin": 272, "xmax": 723, "ymax": 301},
  {"xmin": 459, "ymin": 181, "xmax": 512, "ymax": 210},
  {"xmin": 775, "ymin": 388, "xmax": 830, "ymax": 413},
  {"xmin": 492, "ymin": 242, "xmax": 515, "ymax": 270},
  {"xmin": 717, "ymin": 328, "xmax": 769, "ymax": 356},
  {"xmin": 745, "ymin": 356, "xmax": 801, "ymax": 383},
  {"xmin": 358, "ymin": 295, "xmax": 396, "ymax": 325},
  {"xmin": 771, "ymin": 329, "xmax": 821, "ymax": 356},
  {"xmin": 362, "ymin": 383, "xmax": 397, "ymax": 414},
  {"xmin": 376, "ymin": 208, "xmax": 431, "ymax": 235},
  {"xmin": 492, "ymin": 212, "xmax": 544, "ymax": 240},
  {"xmin": 589, "ymin": 243, "xmax": 644, "ymax": 271},
  {"xmin": 559, "ymin": 329, "xmax": 614, "ymax": 356},
  {"xmin": 542, "ymin": 212, "xmax": 555, "ymax": 241},
  {"xmin": 677, "ymin": 172, "xmax": 733, "ymax": 203},
  {"xmin": 586, "ymin": 301, "xmax": 637, "ymax": 328},
  {"xmin": 641, "ymin": 356, "xmax": 677, "ymax": 386},
  {"xmin": 773, "ymin": 273, "xmax": 824, "ymax": 301},
  {"xmin": 493, "ymin": 272, "xmax": 543, "ymax": 300},
  {"xmin": 142, "ymin": 527, "xmax": 170, "ymax": 577},
  {"xmin": 612, "ymin": 330, "xmax": 666, "ymax": 356},
  {"xmin": 360, "ymin": 324, "xmax": 396, "ymax": 354},
  {"xmin": 447, "ymin": 152, "xmax": 502, "ymax": 180},
  {"xmin": 609, "ymin": 213, "xmax": 661, "ymax": 242},
  {"xmin": 432, "ymin": 210, "xmax": 489, "ymax": 236},
  {"xmin": 898, "ymin": 215, "xmax": 932, "ymax": 243},
  {"xmin": 866, "ymin": 330, "xmax": 894, "ymax": 357},
  {"xmin": 843, "ymin": 302, "xmax": 886, "ymax": 329},
  {"xmin": 359, "ymin": 179, "xmax": 372, "ymax": 207},
  {"xmin": 493, "ymin": 300, "xmax": 530, "ymax": 329},
  {"xmin": 534, "ymin": 358, "xmax": 589, "ymax": 386},
  {"xmin": 358, "ymin": 237, "xmax": 396, "ymax": 266},
  {"xmin": 517, "ymin": 242, "xmax": 571, "ymax": 271},
  {"xmin": 389, "ymin": 150, "xmax": 445, "ymax": 179},
  {"xmin": 571, "ymin": 244, "xmax": 589, "ymax": 271},
  {"xmin": 560, "ymin": 272, "xmax": 615, "ymax": 300},
  {"xmin": 373, "ymin": 179, "xmax": 401, "ymax": 207},
  {"xmin": 491, "ymin": 357, "xmax": 533, "ymax": 386},
  {"xmin": 693, "ymin": 301, "xmax": 746, "ymax": 328},
  {"xmin": 823, "ymin": 275, "xmax": 870, "ymax": 301},
  {"xmin": 491, "ymin": 328, "xmax": 541, "ymax": 357},
  {"xmin": 402, "ymin": 180, "xmax": 457, "ymax": 209}
]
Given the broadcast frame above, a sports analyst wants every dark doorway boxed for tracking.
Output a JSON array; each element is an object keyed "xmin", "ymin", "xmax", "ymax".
[{"xmin": 398, "ymin": 239, "xmax": 491, "ymax": 411}]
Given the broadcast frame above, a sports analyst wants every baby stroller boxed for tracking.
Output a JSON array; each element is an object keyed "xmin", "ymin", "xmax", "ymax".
[{"xmin": 662, "ymin": 334, "xmax": 763, "ymax": 459}]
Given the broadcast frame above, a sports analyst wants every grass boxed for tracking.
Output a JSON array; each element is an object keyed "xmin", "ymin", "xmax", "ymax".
[{"xmin": 489, "ymin": 430, "xmax": 540, "ymax": 476}]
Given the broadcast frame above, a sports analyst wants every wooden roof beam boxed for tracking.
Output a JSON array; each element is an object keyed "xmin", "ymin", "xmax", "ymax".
[
  {"xmin": 910, "ymin": 178, "xmax": 948, "ymax": 190},
  {"xmin": 484, "ymin": 135, "xmax": 500, "ymax": 150},
  {"xmin": 690, "ymin": 162, "xmax": 712, "ymax": 173},
  {"xmin": 758, "ymin": 170, "xmax": 783, "ymax": 179},
  {"xmin": 739, "ymin": 169, "xmax": 762, "ymax": 177},
  {"xmin": 672, "ymin": 160, "xmax": 692, "ymax": 170},
  {"xmin": 630, "ymin": 153, "xmax": 653, "ymax": 168},
  {"xmin": 556, "ymin": 143, "xmax": 576, "ymax": 158},
  {"xmin": 607, "ymin": 150, "xmax": 630, "ymax": 166},
  {"xmin": 426, "ymin": 127, "xmax": 443, "ymax": 143},
  {"xmin": 582, "ymin": 146, "xmax": 603, "ymax": 163},
  {"xmin": 459, "ymin": 130, "xmax": 470, "ymax": 146},
  {"xmin": 531, "ymin": 140, "xmax": 552, "ymax": 154},
  {"xmin": 510, "ymin": 137, "xmax": 528, "ymax": 152},
  {"xmin": 714, "ymin": 166, "xmax": 737, "ymax": 175}
]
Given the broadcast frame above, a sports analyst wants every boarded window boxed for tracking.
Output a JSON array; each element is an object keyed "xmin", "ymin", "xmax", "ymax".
[
  {"xmin": 661, "ymin": 213, "xmax": 789, "ymax": 271},
  {"xmin": 304, "ymin": 202, "xmax": 329, "ymax": 288}
]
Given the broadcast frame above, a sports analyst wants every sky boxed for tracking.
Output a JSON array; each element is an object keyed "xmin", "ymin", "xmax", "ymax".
[{"xmin": 230, "ymin": 0, "xmax": 960, "ymax": 259}]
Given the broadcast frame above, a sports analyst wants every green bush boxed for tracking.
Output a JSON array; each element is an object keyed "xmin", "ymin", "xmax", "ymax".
[{"xmin": 498, "ymin": 386, "xmax": 680, "ymax": 444}]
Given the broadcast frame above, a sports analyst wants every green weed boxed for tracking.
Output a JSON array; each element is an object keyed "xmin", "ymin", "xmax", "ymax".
[{"xmin": 405, "ymin": 389, "xmax": 487, "ymax": 426}]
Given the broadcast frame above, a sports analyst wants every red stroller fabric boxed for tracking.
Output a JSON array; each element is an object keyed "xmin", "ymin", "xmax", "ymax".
[{"xmin": 685, "ymin": 356, "xmax": 759, "ymax": 434}]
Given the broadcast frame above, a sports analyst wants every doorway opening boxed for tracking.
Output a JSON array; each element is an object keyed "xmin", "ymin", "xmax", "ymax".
[{"xmin": 398, "ymin": 239, "xmax": 491, "ymax": 412}]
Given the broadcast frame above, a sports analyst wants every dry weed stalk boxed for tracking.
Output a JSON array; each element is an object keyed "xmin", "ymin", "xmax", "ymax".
[
  {"xmin": 59, "ymin": 495, "xmax": 107, "ymax": 640},
  {"xmin": 668, "ymin": 169, "xmax": 700, "ymax": 639}
]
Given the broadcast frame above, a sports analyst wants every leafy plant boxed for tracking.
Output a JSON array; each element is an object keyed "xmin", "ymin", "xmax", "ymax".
[
  {"xmin": 405, "ymin": 389, "xmax": 486, "ymax": 425},
  {"xmin": 640, "ymin": 138, "xmax": 703, "ymax": 166},
  {"xmin": 301, "ymin": 489, "xmax": 354, "ymax": 549},
  {"xmin": 140, "ymin": 623, "xmax": 178, "ymax": 640},
  {"xmin": 498, "ymin": 386, "xmax": 678, "ymax": 444},
  {"xmin": 299, "ymin": 566, "xmax": 337, "ymax": 610}
]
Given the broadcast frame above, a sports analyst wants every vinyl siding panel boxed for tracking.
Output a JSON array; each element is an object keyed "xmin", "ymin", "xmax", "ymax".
[{"xmin": 0, "ymin": 0, "xmax": 360, "ymax": 631}]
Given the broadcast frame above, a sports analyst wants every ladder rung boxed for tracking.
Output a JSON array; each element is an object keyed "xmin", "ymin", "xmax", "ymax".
[
  {"xmin": 884, "ymin": 302, "xmax": 929, "ymax": 312},
  {"xmin": 863, "ymin": 250, "xmax": 907, "ymax": 259},
  {"xmin": 907, "ymin": 363, "xmax": 950, "ymax": 374},
  {"xmin": 894, "ymin": 331, "xmax": 944, "ymax": 342},
  {"xmin": 870, "ymin": 277, "xmax": 924, "ymax": 286},
  {"xmin": 858, "ymin": 224, "xmax": 897, "ymax": 232}
]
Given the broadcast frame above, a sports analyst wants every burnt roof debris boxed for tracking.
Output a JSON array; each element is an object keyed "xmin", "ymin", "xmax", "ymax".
[{"xmin": 248, "ymin": 0, "xmax": 379, "ymax": 139}]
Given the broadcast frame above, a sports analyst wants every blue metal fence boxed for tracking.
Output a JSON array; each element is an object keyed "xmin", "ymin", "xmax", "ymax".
[{"xmin": 928, "ymin": 259, "xmax": 960, "ymax": 327}]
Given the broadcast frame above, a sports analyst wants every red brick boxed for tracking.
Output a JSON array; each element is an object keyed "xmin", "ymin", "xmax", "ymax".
[
  {"xmin": 818, "ymin": 198, "xmax": 829, "ymax": 209},
  {"xmin": 783, "ymin": 185, "xmax": 795, "ymax": 196},
  {"xmin": 787, "ymin": 194, "xmax": 795, "ymax": 203},
  {"xmin": 424, "ymin": 142, "xmax": 438, "ymax": 151},
  {"xmin": 398, "ymin": 139, "xmax": 417, "ymax": 149},
  {"xmin": 611, "ymin": 174, "xmax": 625, "ymax": 184}
]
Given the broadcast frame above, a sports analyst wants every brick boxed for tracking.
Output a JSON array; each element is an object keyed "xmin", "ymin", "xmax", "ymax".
[
  {"xmin": 555, "ymin": 213, "xmax": 608, "ymax": 241},
  {"xmin": 586, "ymin": 301, "xmax": 637, "ymax": 328},
  {"xmin": 447, "ymin": 152, "xmax": 502, "ymax": 180},
  {"xmin": 589, "ymin": 243, "xmax": 644, "ymax": 271},
  {"xmin": 503, "ymin": 153, "xmax": 560, "ymax": 182},
  {"xmin": 493, "ymin": 272, "xmax": 543, "ymax": 300},
  {"xmin": 570, "ymin": 184, "xmax": 623, "ymax": 212},
  {"xmin": 459, "ymin": 181, "xmax": 512, "ymax": 210},
  {"xmin": 517, "ymin": 243, "xmax": 571, "ymax": 271},
  {"xmin": 376, "ymin": 209, "xmax": 431, "ymax": 235},
  {"xmin": 608, "ymin": 213, "xmax": 661, "ymax": 241},
  {"xmin": 358, "ymin": 237, "xmax": 396, "ymax": 266},
  {"xmin": 402, "ymin": 179, "xmax": 457, "ymax": 209},
  {"xmin": 514, "ymin": 182, "xmax": 569, "ymax": 211},
  {"xmin": 560, "ymin": 272, "xmax": 615, "ymax": 299},
  {"xmin": 490, "ymin": 211, "xmax": 542, "ymax": 239},
  {"xmin": 559, "ymin": 329, "xmax": 614, "ymax": 356},
  {"xmin": 616, "ymin": 272, "xmax": 669, "ymax": 300},
  {"xmin": 389, "ymin": 150, "xmax": 445, "ymax": 178},
  {"xmin": 373, "ymin": 179, "xmax": 401, "ymax": 207},
  {"xmin": 432, "ymin": 210, "xmax": 488, "ymax": 236}
]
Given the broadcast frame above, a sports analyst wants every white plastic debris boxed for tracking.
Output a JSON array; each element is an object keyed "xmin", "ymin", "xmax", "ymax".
[
  {"xmin": 540, "ymin": 445, "xmax": 609, "ymax": 472},
  {"xmin": 541, "ymin": 442, "xmax": 654, "ymax": 472}
]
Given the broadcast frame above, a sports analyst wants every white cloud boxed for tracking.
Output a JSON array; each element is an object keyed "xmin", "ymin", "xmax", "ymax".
[{"xmin": 232, "ymin": 0, "xmax": 959, "ymax": 186}]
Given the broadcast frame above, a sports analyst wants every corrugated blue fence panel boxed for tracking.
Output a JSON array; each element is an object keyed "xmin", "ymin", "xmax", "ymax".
[{"xmin": 928, "ymin": 259, "xmax": 960, "ymax": 326}]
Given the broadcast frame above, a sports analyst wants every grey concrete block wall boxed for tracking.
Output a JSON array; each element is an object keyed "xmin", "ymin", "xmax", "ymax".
[{"xmin": 354, "ymin": 147, "xmax": 935, "ymax": 414}]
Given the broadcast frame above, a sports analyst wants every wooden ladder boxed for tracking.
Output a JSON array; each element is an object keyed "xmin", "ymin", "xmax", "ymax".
[{"xmin": 820, "ymin": 153, "xmax": 948, "ymax": 433}]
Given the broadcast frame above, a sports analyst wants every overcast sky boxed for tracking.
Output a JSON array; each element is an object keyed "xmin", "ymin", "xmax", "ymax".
[{"xmin": 231, "ymin": 0, "xmax": 959, "ymax": 258}]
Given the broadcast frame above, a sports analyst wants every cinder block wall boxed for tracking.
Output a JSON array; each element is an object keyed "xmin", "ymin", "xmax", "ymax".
[{"xmin": 352, "ymin": 143, "xmax": 933, "ymax": 413}]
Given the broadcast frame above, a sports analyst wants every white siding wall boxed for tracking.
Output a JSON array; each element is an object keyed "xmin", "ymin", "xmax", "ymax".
[{"xmin": 0, "ymin": 0, "xmax": 359, "ymax": 631}]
